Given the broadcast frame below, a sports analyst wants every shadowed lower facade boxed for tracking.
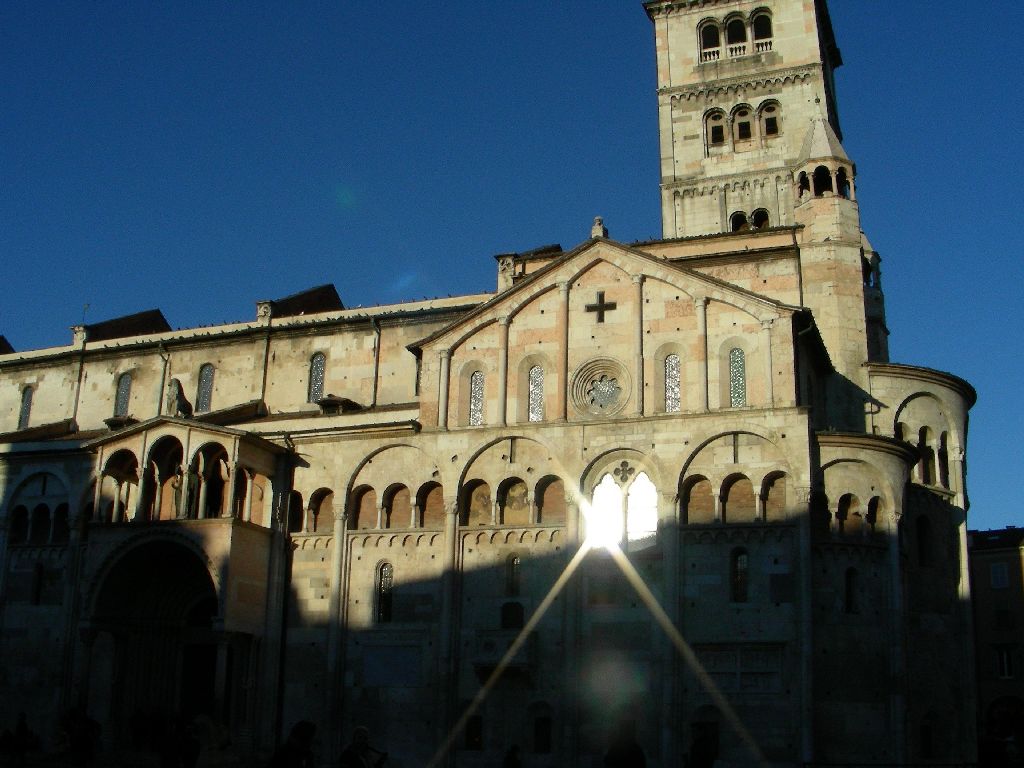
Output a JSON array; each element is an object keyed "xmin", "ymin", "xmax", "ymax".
[{"xmin": 0, "ymin": 1, "xmax": 978, "ymax": 765}]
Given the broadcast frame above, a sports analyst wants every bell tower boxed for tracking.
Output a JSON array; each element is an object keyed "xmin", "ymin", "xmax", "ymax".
[
  {"xmin": 644, "ymin": 0, "xmax": 889, "ymax": 413},
  {"xmin": 644, "ymin": 0, "xmax": 845, "ymax": 238}
]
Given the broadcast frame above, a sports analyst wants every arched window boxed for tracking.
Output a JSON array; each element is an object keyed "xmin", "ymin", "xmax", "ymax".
[
  {"xmin": 813, "ymin": 165, "xmax": 833, "ymax": 196},
  {"xmin": 730, "ymin": 548, "xmax": 749, "ymax": 602},
  {"xmin": 751, "ymin": 209, "xmax": 770, "ymax": 229},
  {"xmin": 114, "ymin": 373, "xmax": 132, "ymax": 417},
  {"xmin": 626, "ymin": 472, "xmax": 658, "ymax": 543},
  {"xmin": 506, "ymin": 554, "xmax": 521, "ymax": 597},
  {"xmin": 733, "ymin": 108, "xmax": 753, "ymax": 142},
  {"xmin": 706, "ymin": 111, "xmax": 727, "ymax": 150},
  {"xmin": 918, "ymin": 427, "xmax": 935, "ymax": 485},
  {"xmin": 590, "ymin": 474, "xmax": 624, "ymax": 545},
  {"xmin": 699, "ymin": 23, "xmax": 721, "ymax": 61},
  {"xmin": 938, "ymin": 432, "xmax": 950, "ymax": 488},
  {"xmin": 797, "ymin": 172, "xmax": 811, "ymax": 200},
  {"xmin": 844, "ymin": 567, "xmax": 858, "ymax": 614},
  {"xmin": 195, "ymin": 363, "xmax": 215, "ymax": 413},
  {"xmin": 307, "ymin": 353, "xmax": 326, "ymax": 403},
  {"xmin": 18, "ymin": 386, "xmax": 33, "ymax": 430},
  {"xmin": 728, "ymin": 348, "xmax": 746, "ymax": 407},
  {"xmin": 726, "ymin": 18, "xmax": 747, "ymax": 55},
  {"xmin": 664, "ymin": 354, "xmax": 681, "ymax": 413},
  {"xmin": 469, "ymin": 371, "xmax": 485, "ymax": 426},
  {"xmin": 376, "ymin": 562, "xmax": 394, "ymax": 623},
  {"xmin": 837, "ymin": 167, "xmax": 851, "ymax": 199},
  {"xmin": 528, "ymin": 365, "xmax": 544, "ymax": 422},
  {"xmin": 760, "ymin": 102, "xmax": 781, "ymax": 137},
  {"xmin": 730, "ymin": 212, "xmax": 749, "ymax": 232},
  {"xmin": 752, "ymin": 12, "xmax": 773, "ymax": 50}
]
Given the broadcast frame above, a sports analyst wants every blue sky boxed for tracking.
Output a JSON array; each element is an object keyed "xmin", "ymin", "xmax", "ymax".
[{"xmin": 1, "ymin": 2, "xmax": 1020, "ymax": 530}]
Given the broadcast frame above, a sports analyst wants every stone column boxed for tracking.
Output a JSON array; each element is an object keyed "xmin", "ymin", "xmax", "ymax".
[
  {"xmin": 695, "ymin": 298, "xmax": 709, "ymax": 411},
  {"xmin": 410, "ymin": 502, "xmax": 421, "ymax": 529},
  {"xmin": 226, "ymin": 463, "xmax": 240, "ymax": 521},
  {"xmin": 152, "ymin": 474, "xmax": 164, "ymax": 521},
  {"xmin": 660, "ymin": 489, "xmax": 681, "ymax": 766},
  {"xmin": 327, "ymin": 506, "xmax": 350, "ymax": 765},
  {"xmin": 438, "ymin": 503, "xmax": 461, "ymax": 754},
  {"xmin": 633, "ymin": 274, "xmax": 646, "ymax": 416},
  {"xmin": 375, "ymin": 502, "xmax": 384, "ymax": 530},
  {"xmin": 134, "ymin": 467, "xmax": 150, "ymax": 523},
  {"xmin": 795, "ymin": 485, "xmax": 815, "ymax": 763},
  {"xmin": 497, "ymin": 317, "xmax": 510, "ymax": 427},
  {"xmin": 244, "ymin": 470, "xmax": 256, "ymax": 523},
  {"xmin": 92, "ymin": 473, "xmax": 104, "ymax": 523},
  {"xmin": 712, "ymin": 490, "xmax": 722, "ymax": 523},
  {"xmin": 112, "ymin": 480, "xmax": 124, "ymax": 523},
  {"xmin": 197, "ymin": 473, "xmax": 209, "ymax": 520},
  {"xmin": 887, "ymin": 510, "xmax": 907, "ymax": 763},
  {"xmin": 761, "ymin": 319, "xmax": 774, "ymax": 405},
  {"xmin": 562, "ymin": 495, "xmax": 582, "ymax": 766},
  {"xmin": 527, "ymin": 492, "xmax": 537, "ymax": 525},
  {"xmin": 438, "ymin": 350, "xmax": 451, "ymax": 430},
  {"xmin": 558, "ymin": 282, "xmax": 570, "ymax": 421},
  {"xmin": 180, "ymin": 470, "xmax": 195, "ymax": 519}
]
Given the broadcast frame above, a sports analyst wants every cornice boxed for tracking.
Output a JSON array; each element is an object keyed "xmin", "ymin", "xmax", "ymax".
[
  {"xmin": 662, "ymin": 167, "xmax": 797, "ymax": 196},
  {"xmin": 816, "ymin": 431, "xmax": 919, "ymax": 464},
  {"xmin": 661, "ymin": 65, "xmax": 821, "ymax": 104},
  {"xmin": 865, "ymin": 362, "xmax": 977, "ymax": 408},
  {"xmin": 645, "ymin": 0, "xmax": 757, "ymax": 20}
]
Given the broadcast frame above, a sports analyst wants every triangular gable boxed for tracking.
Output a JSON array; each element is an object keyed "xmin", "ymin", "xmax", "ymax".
[{"xmin": 410, "ymin": 237, "xmax": 799, "ymax": 353}]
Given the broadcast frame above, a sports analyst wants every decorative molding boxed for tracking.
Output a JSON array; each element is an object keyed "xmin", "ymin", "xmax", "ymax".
[{"xmin": 664, "ymin": 68, "xmax": 816, "ymax": 104}]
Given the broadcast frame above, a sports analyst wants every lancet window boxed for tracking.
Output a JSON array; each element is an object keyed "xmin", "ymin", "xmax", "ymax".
[
  {"xmin": 308, "ymin": 353, "xmax": 326, "ymax": 403},
  {"xmin": 376, "ymin": 562, "xmax": 394, "ymax": 623},
  {"xmin": 528, "ymin": 365, "xmax": 544, "ymax": 422},
  {"xmin": 114, "ymin": 373, "xmax": 132, "ymax": 417},
  {"xmin": 196, "ymin": 363, "xmax": 215, "ymax": 413},
  {"xmin": 469, "ymin": 371, "xmax": 485, "ymax": 426},
  {"xmin": 664, "ymin": 354, "xmax": 681, "ymax": 413},
  {"xmin": 728, "ymin": 348, "xmax": 746, "ymax": 407},
  {"xmin": 18, "ymin": 386, "xmax": 33, "ymax": 430}
]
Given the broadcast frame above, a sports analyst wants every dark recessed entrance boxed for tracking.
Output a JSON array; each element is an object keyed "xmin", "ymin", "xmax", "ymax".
[{"xmin": 87, "ymin": 539, "xmax": 227, "ymax": 746}]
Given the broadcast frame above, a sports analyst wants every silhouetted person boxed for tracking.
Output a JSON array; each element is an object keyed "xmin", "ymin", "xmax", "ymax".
[
  {"xmin": 604, "ymin": 719, "xmax": 645, "ymax": 768},
  {"xmin": 269, "ymin": 720, "xmax": 316, "ymax": 768},
  {"xmin": 339, "ymin": 726, "xmax": 387, "ymax": 768},
  {"xmin": 503, "ymin": 744, "xmax": 521, "ymax": 768}
]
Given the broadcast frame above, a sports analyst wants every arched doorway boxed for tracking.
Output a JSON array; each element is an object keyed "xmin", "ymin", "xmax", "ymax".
[{"xmin": 86, "ymin": 539, "xmax": 222, "ymax": 747}]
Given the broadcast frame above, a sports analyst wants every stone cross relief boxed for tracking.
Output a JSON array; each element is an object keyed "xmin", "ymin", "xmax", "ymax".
[{"xmin": 584, "ymin": 291, "xmax": 617, "ymax": 323}]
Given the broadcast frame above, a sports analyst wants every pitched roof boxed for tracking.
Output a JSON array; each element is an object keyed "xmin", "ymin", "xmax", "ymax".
[
  {"xmin": 85, "ymin": 309, "xmax": 171, "ymax": 342},
  {"xmin": 800, "ymin": 117, "xmax": 850, "ymax": 163}
]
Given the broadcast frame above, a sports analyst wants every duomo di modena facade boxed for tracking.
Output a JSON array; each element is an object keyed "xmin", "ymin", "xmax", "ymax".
[{"xmin": 0, "ymin": 1, "xmax": 978, "ymax": 765}]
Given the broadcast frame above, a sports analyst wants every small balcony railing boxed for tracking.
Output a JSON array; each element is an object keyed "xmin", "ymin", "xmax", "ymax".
[
  {"xmin": 727, "ymin": 43, "xmax": 747, "ymax": 57},
  {"xmin": 755, "ymin": 39, "xmax": 773, "ymax": 52},
  {"xmin": 700, "ymin": 48, "xmax": 720, "ymax": 62}
]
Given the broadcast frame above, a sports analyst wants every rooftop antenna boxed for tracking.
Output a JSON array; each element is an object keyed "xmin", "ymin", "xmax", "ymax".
[{"xmin": 81, "ymin": 303, "xmax": 90, "ymax": 324}]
